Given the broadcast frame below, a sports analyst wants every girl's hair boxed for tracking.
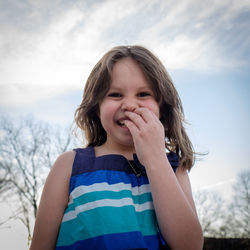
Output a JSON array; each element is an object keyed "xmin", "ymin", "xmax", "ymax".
[{"xmin": 75, "ymin": 45, "xmax": 195, "ymax": 170}]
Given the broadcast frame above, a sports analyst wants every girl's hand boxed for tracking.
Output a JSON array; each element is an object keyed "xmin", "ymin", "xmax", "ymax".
[{"xmin": 124, "ymin": 108, "xmax": 166, "ymax": 168}]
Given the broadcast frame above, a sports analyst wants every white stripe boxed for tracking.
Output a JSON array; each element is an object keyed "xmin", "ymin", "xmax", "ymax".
[
  {"xmin": 68, "ymin": 182, "xmax": 151, "ymax": 204},
  {"xmin": 135, "ymin": 201, "xmax": 153, "ymax": 212},
  {"xmin": 63, "ymin": 198, "xmax": 153, "ymax": 223}
]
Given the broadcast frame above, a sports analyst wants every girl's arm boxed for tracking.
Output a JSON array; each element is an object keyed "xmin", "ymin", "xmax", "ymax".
[
  {"xmin": 145, "ymin": 159, "xmax": 203, "ymax": 250},
  {"xmin": 29, "ymin": 151, "xmax": 75, "ymax": 250},
  {"xmin": 124, "ymin": 108, "xmax": 203, "ymax": 250}
]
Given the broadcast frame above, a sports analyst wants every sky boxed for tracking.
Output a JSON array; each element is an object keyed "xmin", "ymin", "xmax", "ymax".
[{"xmin": 0, "ymin": 0, "xmax": 250, "ymax": 249}]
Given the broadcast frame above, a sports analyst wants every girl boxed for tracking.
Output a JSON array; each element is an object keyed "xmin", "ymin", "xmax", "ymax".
[{"xmin": 30, "ymin": 45, "xmax": 203, "ymax": 250}]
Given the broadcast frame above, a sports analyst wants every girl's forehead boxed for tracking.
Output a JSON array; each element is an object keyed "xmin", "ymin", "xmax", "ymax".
[
  {"xmin": 110, "ymin": 58, "xmax": 152, "ymax": 88},
  {"xmin": 111, "ymin": 57, "xmax": 141, "ymax": 74}
]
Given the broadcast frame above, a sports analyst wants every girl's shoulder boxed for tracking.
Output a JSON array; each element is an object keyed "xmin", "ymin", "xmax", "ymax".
[
  {"xmin": 53, "ymin": 148, "xmax": 94, "ymax": 177},
  {"xmin": 51, "ymin": 150, "xmax": 76, "ymax": 178},
  {"xmin": 56, "ymin": 150, "xmax": 76, "ymax": 162},
  {"xmin": 55, "ymin": 150, "xmax": 76, "ymax": 166}
]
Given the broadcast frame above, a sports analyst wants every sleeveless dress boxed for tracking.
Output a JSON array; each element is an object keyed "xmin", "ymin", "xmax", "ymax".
[{"xmin": 56, "ymin": 147, "xmax": 179, "ymax": 250}]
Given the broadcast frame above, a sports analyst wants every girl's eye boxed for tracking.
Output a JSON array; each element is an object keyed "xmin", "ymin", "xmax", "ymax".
[
  {"xmin": 137, "ymin": 92, "xmax": 151, "ymax": 97},
  {"xmin": 108, "ymin": 93, "xmax": 122, "ymax": 98}
]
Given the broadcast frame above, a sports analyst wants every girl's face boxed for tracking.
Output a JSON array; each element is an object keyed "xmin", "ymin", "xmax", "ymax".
[{"xmin": 99, "ymin": 57, "xmax": 160, "ymax": 151}]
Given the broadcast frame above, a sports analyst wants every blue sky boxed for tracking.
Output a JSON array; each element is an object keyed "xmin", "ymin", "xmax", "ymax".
[{"xmin": 0, "ymin": 0, "xmax": 250, "ymax": 248}]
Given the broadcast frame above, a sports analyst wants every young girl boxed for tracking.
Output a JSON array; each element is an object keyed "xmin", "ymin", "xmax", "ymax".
[{"xmin": 30, "ymin": 45, "xmax": 203, "ymax": 250}]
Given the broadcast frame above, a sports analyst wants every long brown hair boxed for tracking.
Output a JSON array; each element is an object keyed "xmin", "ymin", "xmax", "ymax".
[{"xmin": 75, "ymin": 45, "xmax": 195, "ymax": 170}]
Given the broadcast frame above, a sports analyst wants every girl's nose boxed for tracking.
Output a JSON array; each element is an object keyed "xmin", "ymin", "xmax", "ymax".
[{"xmin": 121, "ymin": 99, "xmax": 138, "ymax": 112}]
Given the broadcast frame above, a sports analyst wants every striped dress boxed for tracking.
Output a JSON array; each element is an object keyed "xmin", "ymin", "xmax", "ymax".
[{"xmin": 56, "ymin": 147, "xmax": 179, "ymax": 250}]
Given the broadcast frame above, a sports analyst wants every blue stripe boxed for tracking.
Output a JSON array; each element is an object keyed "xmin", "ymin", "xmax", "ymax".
[
  {"xmin": 70, "ymin": 170, "xmax": 149, "ymax": 193},
  {"xmin": 57, "ymin": 207, "xmax": 157, "ymax": 246},
  {"xmin": 56, "ymin": 232, "xmax": 164, "ymax": 250}
]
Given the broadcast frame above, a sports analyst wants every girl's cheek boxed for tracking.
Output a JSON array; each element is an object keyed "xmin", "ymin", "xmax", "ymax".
[{"xmin": 146, "ymin": 102, "xmax": 160, "ymax": 118}]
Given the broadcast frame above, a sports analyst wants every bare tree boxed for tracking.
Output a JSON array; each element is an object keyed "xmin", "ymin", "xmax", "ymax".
[
  {"xmin": 194, "ymin": 190, "xmax": 226, "ymax": 237},
  {"xmin": 0, "ymin": 115, "xmax": 78, "ymax": 244},
  {"xmin": 224, "ymin": 169, "xmax": 250, "ymax": 238},
  {"xmin": 194, "ymin": 170, "xmax": 250, "ymax": 239}
]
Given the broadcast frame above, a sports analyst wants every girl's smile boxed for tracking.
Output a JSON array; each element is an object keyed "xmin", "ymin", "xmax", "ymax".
[{"xmin": 99, "ymin": 57, "xmax": 160, "ymax": 152}]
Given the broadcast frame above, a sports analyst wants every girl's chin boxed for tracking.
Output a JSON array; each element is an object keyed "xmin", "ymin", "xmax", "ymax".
[{"xmin": 116, "ymin": 138, "xmax": 134, "ymax": 149}]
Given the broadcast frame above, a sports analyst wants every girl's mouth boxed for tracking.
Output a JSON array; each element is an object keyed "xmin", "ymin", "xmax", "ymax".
[
  {"xmin": 117, "ymin": 120, "xmax": 126, "ymax": 127},
  {"xmin": 116, "ymin": 116, "xmax": 131, "ymax": 128}
]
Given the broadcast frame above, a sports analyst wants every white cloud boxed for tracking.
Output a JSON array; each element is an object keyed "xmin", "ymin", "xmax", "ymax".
[
  {"xmin": 0, "ymin": 0, "xmax": 150, "ymax": 106},
  {"xmin": 143, "ymin": 35, "xmax": 208, "ymax": 71},
  {"xmin": 197, "ymin": 178, "xmax": 236, "ymax": 191},
  {"xmin": 0, "ymin": 0, "xmax": 249, "ymax": 106},
  {"xmin": 137, "ymin": 0, "xmax": 250, "ymax": 71}
]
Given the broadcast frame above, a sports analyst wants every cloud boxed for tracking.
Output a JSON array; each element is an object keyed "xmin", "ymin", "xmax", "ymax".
[
  {"xmin": 0, "ymin": 0, "xmax": 249, "ymax": 107},
  {"xmin": 137, "ymin": 0, "xmax": 250, "ymax": 71},
  {"xmin": 0, "ymin": 0, "xmax": 149, "ymax": 106},
  {"xmin": 197, "ymin": 178, "xmax": 236, "ymax": 191}
]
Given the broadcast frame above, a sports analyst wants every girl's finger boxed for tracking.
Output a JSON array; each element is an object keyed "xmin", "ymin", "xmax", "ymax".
[
  {"xmin": 132, "ymin": 107, "xmax": 159, "ymax": 124},
  {"xmin": 124, "ymin": 111, "xmax": 145, "ymax": 128},
  {"xmin": 124, "ymin": 119, "xmax": 138, "ymax": 137}
]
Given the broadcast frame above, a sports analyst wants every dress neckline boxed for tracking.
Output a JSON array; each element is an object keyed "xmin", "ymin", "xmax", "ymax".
[{"xmin": 91, "ymin": 146, "xmax": 136, "ymax": 161}]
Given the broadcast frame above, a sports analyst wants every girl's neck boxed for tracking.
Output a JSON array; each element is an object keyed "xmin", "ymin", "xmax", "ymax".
[{"xmin": 94, "ymin": 142, "xmax": 135, "ymax": 160}]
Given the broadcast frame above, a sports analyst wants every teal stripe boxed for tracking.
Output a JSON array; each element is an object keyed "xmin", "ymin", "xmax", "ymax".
[
  {"xmin": 65, "ymin": 190, "xmax": 152, "ymax": 213},
  {"xmin": 133, "ymin": 192, "xmax": 152, "ymax": 204},
  {"xmin": 56, "ymin": 206, "xmax": 157, "ymax": 246}
]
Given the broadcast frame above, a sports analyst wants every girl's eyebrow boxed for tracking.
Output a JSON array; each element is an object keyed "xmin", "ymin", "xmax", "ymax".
[
  {"xmin": 136, "ymin": 86, "xmax": 154, "ymax": 93},
  {"xmin": 138, "ymin": 86, "xmax": 153, "ymax": 90},
  {"xmin": 107, "ymin": 86, "xmax": 122, "ymax": 92},
  {"xmin": 109, "ymin": 85, "xmax": 152, "ymax": 90}
]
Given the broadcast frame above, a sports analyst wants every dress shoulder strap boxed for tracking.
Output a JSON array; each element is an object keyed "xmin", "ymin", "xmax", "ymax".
[
  {"xmin": 167, "ymin": 152, "xmax": 179, "ymax": 172},
  {"xmin": 71, "ymin": 147, "xmax": 95, "ymax": 177}
]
